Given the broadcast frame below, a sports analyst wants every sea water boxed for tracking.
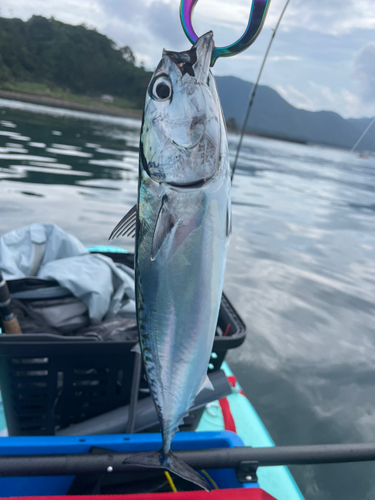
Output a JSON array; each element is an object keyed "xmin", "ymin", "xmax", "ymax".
[{"xmin": 1, "ymin": 98, "xmax": 375, "ymax": 500}]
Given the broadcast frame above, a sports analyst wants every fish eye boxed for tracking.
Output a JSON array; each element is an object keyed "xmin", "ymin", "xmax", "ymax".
[{"xmin": 151, "ymin": 76, "xmax": 172, "ymax": 101}]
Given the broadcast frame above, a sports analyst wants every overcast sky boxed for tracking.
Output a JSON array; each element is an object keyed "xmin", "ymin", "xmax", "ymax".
[{"xmin": 1, "ymin": 0, "xmax": 375, "ymax": 119}]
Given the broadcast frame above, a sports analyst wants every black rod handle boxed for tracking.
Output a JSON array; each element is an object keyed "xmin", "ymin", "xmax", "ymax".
[
  {"xmin": 178, "ymin": 443, "xmax": 375, "ymax": 469},
  {"xmin": 0, "ymin": 271, "xmax": 22, "ymax": 334},
  {"xmin": 1, "ymin": 443, "xmax": 375, "ymax": 476}
]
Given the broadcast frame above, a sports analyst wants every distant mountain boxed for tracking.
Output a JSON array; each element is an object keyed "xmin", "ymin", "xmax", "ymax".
[
  {"xmin": 215, "ymin": 76, "xmax": 375, "ymax": 152},
  {"xmin": 0, "ymin": 16, "xmax": 373, "ymax": 152}
]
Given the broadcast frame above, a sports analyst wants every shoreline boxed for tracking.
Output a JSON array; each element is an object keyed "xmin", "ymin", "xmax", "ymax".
[
  {"xmin": 0, "ymin": 89, "xmax": 142, "ymax": 120},
  {"xmin": 1, "ymin": 89, "xmax": 364, "ymax": 154},
  {"xmin": 228, "ymin": 128, "xmax": 308, "ymax": 146},
  {"xmin": 0, "ymin": 89, "xmax": 305, "ymax": 146}
]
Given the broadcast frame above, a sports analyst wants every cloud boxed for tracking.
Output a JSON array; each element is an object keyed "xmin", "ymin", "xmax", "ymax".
[
  {"xmin": 354, "ymin": 44, "xmax": 375, "ymax": 102},
  {"xmin": 268, "ymin": 0, "xmax": 375, "ymax": 35},
  {"xmin": 268, "ymin": 55, "xmax": 301, "ymax": 62},
  {"xmin": 275, "ymin": 83, "xmax": 363, "ymax": 118},
  {"xmin": 0, "ymin": 0, "xmax": 106, "ymax": 30},
  {"xmin": 307, "ymin": 82, "xmax": 363, "ymax": 117},
  {"xmin": 188, "ymin": 0, "xmax": 375, "ymax": 37},
  {"xmin": 341, "ymin": 89, "xmax": 362, "ymax": 109},
  {"xmin": 276, "ymin": 84, "xmax": 314, "ymax": 110},
  {"xmin": 144, "ymin": 1, "xmax": 185, "ymax": 48},
  {"xmin": 97, "ymin": 0, "xmax": 189, "ymax": 67},
  {"xmin": 231, "ymin": 54, "xmax": 259, "ymax": 61}
]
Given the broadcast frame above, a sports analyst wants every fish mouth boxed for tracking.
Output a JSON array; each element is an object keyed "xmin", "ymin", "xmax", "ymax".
[
  {"xmin": 167, "ymin": 179, "xmax": 206, "ymax": 189},
  {"xmin": 171, "ymin": 138, "xmax": 200, "ymax": 151}
]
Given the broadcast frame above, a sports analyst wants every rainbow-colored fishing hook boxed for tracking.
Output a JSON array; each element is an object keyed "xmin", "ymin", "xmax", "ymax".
[{"xmin": 180, "ymin": 0, "xmax": 271, "ymax": 66}]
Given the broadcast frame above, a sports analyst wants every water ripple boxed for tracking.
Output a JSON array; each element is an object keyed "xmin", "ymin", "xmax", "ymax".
[
  {"xmin": 1, "ymin": 101, "xmax": 375, "ymax": 500},
  {"xmin": 45, "ymin": 147, "xmax": 92, "ymax": 158}
]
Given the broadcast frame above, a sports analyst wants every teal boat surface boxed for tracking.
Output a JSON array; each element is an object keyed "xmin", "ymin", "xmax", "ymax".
[{"xmin": 197, "ymin": 362, "xmax": 304, "ymax": 500}]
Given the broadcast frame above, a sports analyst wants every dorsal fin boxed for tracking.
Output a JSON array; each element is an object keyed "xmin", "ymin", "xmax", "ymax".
[{"xmin": 109, "ymin": 204, "xmax": 137, "ymax": 240}]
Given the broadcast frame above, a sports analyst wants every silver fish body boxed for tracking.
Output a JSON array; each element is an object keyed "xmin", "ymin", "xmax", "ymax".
[{"xmin": 136, "ymin": 32, "xmax": 231, "ymax": 457}]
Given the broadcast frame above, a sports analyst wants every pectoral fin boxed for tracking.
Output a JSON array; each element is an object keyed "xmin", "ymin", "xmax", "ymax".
[
  {"xmin": 109, "ymin": 204, "xmax": 137, "ymax": 240},
  {"xmin": 151, "ymin": 196, "xmax": 177, "ymax": 261}
]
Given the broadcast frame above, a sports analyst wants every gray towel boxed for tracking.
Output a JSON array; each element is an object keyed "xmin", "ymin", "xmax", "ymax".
[{"xmin": 0, "ymin": 223, "xmax": 135, "ymax": 323}]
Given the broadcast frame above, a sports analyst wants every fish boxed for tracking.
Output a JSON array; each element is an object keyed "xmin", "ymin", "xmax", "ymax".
[{"xmin": 110, "ymin": 31, "xmax": 231, "ymax": 490}]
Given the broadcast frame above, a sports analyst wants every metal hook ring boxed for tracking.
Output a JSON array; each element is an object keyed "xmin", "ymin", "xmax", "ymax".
[{"xmin": 180, "ymin": 0, "xmax": 271, "ymax": 66}]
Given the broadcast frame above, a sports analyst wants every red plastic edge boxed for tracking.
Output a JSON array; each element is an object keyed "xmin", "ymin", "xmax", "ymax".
[{"xmin": 6, "ymin": 488, "xmax": 277, "ymax": 500}]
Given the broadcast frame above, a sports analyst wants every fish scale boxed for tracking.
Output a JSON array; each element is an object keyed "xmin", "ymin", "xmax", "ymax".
[
  {"xmin": 136, "ymin": 29, "xmax": 230, "ymax": 454},
  {"xmin": 111, "ymin": 31, "xmax": 231, "ymax": 490}
]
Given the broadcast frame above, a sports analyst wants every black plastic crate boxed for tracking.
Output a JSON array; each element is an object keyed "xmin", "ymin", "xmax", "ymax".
[
  {"xmin": 90, "ymin": 251, "xmax": 246, "ymax": 372},
  {"xmin": 0, "ymin": 252, "xmax": 246, "ymax": 436},
  {"xmin": 0, "ymin": 336, "xmax": 142, "ymax": 435}
]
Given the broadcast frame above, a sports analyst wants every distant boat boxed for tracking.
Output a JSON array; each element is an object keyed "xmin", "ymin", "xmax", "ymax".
[{"xmin": 358, "ymin": 152, "xmax": 370, "ymax": 159}]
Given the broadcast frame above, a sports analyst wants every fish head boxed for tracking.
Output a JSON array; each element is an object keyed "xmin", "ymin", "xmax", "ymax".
[{"xmin": 141, "ymin": 32, "xmax": 222, "ymax": 187}]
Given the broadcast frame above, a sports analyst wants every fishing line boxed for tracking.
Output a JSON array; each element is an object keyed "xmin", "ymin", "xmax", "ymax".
[
  {"xmin": 164, "ymin": 471, "xmax": 178, "ymax": 492},
  {"xmin": 350, "ymin": 117, "xmax": 375, "ymax": 153},
  {"xmin": 231, "ymin": 0, "xmax": 291, "ymax": 182},
  {"xmin": 200, "ymin": 469, "xmax": 219, "ymax": 489}
]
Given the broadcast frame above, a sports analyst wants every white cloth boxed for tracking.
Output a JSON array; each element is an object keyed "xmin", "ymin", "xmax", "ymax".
[{"xmin": 0, "ymin": 224, "xmax": 135, "ymax": 323}]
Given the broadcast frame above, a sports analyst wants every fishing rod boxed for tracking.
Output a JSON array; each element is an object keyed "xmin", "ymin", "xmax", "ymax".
[
  {"xmin": 1, "ymin": 443, "xmax": 375, "ymax": 477},
  {"xmin": 231, "ymin": 0, "xmax": 291, "ymax": 181},
  {"xmin": 350, "ymin": 117, "xmax": 375, "ymax": 153}
]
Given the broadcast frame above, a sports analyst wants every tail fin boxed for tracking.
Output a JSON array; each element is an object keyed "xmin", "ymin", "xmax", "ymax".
[
  {"xmin": 122, "ymin": 450, "xmax": 211, "ymax": 491},
  {"xmin": 164, "ymin": 451, "xmax": 211, "ymax": 491}
]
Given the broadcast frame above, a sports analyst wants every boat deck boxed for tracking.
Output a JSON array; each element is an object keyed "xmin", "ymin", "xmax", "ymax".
[{"xmin": 0, "ymin": 361, "xmax": 304, "ymax": 500}]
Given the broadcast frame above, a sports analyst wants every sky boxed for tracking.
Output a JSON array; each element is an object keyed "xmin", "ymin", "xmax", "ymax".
[{"xmin": 1, "ymin": 0, "xmax": 375, "ymax": 119}]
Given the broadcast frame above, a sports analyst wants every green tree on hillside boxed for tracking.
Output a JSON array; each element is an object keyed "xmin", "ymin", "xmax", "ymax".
[{"xmin": 0, "ymin": 15, "xmax": 152, "ymax": 108}]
